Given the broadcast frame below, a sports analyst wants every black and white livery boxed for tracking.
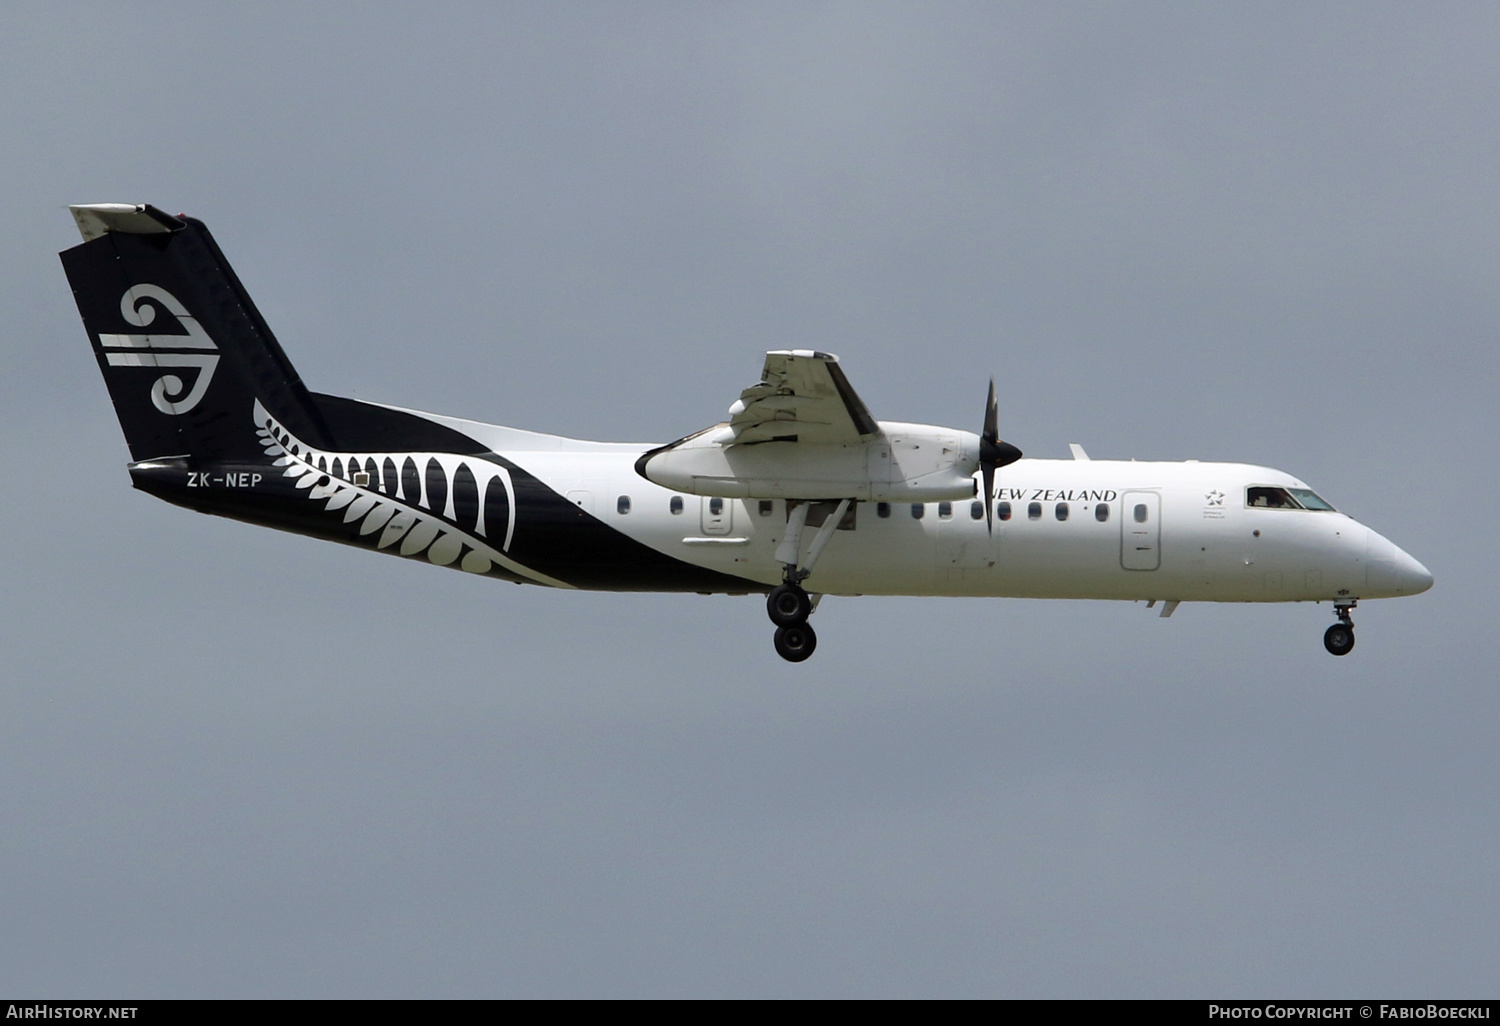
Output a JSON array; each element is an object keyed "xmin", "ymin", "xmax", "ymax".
[{"xmin": 61, "ymin": 203, "xmax": 1432, "ymax": 662}]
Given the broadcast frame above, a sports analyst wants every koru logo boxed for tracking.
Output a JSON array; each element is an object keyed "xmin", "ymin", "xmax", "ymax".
[{"xmin": 98, "ymin": 284, "xmax": 220, "ymax": 414}]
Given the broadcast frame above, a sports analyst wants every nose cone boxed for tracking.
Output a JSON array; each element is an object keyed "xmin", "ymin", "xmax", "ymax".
[
  {"xmin": 1399, "ymin": 552, "xmax": 1435, "ymax": 595},
  {"xmin": 1365, "ymin": 530, "xmax": 1434, "ymax": 597}
]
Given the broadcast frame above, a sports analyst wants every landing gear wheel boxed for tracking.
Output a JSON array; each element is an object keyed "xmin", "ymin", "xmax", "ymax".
[
  {"xmin": 767, "ymin": 584, "xmax": 813, "ymax": 627},
  {"xmin": 774, "ymin": 623, "xmax": 818, "ymax": 662},
  {"xmin": 1324, "ymin": 623, "xmax": 1355, "ymax": 656}
]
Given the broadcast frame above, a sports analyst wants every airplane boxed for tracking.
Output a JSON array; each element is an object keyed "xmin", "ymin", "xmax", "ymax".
[{"xmin": 60, "ymin": 202, "xmax": 1433, "ymax": 662}]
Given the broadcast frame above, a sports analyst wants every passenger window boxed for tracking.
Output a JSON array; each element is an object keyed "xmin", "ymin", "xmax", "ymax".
[
  {"xmin": 332, "ymin": 458, "xmax": 343, "ymax": 479},
  {"xmin": 911, "ymin": 503, "xmax": 925, "ymax": 519},
  {"xmin": 1056, "ymin": 502, "xmax": 1069, "ymax": 521},
  {"xmin": 997, "ymin": 501, "xmax": 1011, "ymax": 521},
  {"xmin": 938, "ymin": 501, "xmax": 952, "ymax": 519},
  {"xmin": 970, "ymin": 500, "xmax": 984, "ymax": 520},
  {"xmin": 1027, "ymin": 501, "xmax": 1042, "ymax": 520},
  {"xmin": 1095, "ymin": 503, "xmax": 1109, "ymax": 522},
  {"xmin": 758, "ymin": 500, "xmax": 774, "ymax": 517},
  {"xmin": 709, "ymin": 497, "xmax": 724, "ymax": 515},
  {"xmin": 669, "ymin": 495, "xmax": 684, "ymax": 515},
  {"xmin": 617, "ymin": 495, "xmax": 631, "ymax": 514},
  {"xmin": 877, "ymin": 502, "xmax": 891, "ymax": 519},
  {"xmin": 1134, "ymin": 503, "xmax": 1148, "ymax": 523}
]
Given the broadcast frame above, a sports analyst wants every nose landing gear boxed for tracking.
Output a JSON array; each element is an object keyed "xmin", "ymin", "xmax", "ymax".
[{"xmin": 1324, "ymin": 602, "xmax": 1356, "ymax": 656}]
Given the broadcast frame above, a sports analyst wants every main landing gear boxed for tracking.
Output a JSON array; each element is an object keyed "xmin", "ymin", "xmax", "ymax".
[
  {"xmin": 766, "ymin": 498, "xmax": 851, "ymax": 662},
  {"xmin": 768, "ymin": 583, "xmax": 813, "ymax": 626},
  {"xmin": 769, "ymin": 587, "xmax": 817, "ymax": 662},
  {"xmin": 1323, "ymin": 601, "xmax": 1356, "ymax": 656}
]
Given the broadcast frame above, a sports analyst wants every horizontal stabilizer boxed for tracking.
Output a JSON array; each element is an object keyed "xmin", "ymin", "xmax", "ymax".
[{"xmin": 70, "ymin": 203, "xmax": 185, "ymax": 242}]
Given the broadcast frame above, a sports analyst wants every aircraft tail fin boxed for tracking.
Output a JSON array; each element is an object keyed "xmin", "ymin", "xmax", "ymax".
[{"xmin": 59, "ymin": 203, "xmax": 335, "ymax": 462}]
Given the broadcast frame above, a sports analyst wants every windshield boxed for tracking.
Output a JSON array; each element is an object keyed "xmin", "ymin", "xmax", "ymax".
[
  {"xmin": 1246, "ymin": 486, "xmax": 1337, "ymax": 511},
  {"xmin": 1287, "ymin": 487, "xmax": 1336, "ymax": 511},
  {"xmin": 1247, "ymin": 486, "xmax": 1300, "ymax": 509}
]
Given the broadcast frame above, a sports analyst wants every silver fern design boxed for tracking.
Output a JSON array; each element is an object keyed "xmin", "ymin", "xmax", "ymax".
[{"xmin": 253, "ymin": 400, "xmax": 571, "ymax": 588}]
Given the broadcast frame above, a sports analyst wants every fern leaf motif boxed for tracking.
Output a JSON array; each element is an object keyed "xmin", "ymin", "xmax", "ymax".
[{"xmin": 253, "ymin": 400, "xmax": 572, "ymax": 589}]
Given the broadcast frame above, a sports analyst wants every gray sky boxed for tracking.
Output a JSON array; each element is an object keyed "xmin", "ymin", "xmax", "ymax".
[{"xmin": 2, "ymin": 2, "xmax": 1496, "ymax": 997}]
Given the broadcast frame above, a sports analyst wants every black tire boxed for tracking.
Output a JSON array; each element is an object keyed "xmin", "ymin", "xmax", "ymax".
[
  {"xmin": 767, "ymin": 584, "xmax": 812, "ymax": 626},
  {"xmin": 774, "ymin": 623, "xmax": 818, "ymax": 662},
  {"xmin": 1324, "ymin": 623, "xmax": 1355, "ymax": 656}
]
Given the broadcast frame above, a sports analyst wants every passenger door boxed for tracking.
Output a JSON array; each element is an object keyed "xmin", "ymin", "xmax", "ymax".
[{"xmin": 1120, "ymin": 491, "xmax": 1160, "ymax": 570}]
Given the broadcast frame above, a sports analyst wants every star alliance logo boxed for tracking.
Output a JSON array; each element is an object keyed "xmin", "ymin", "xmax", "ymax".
[{"xmin": 1203, "ymin": 488, "xmax": 1226, "ymax": 518}]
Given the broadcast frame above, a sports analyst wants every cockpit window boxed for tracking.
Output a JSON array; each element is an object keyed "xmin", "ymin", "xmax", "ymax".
[
  {"xmin": 1287, "ymin": 488, "xmax": 1336, "ymax": 511},
  {"xmin": 1246, "ymin": 486, "xmax": 1301, "ymax": 509}
]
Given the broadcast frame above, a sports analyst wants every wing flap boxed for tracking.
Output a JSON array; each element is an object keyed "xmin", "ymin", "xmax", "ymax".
[{"xmin": 727, "ymin": 350, "xmax": 877, "ymax": 445}]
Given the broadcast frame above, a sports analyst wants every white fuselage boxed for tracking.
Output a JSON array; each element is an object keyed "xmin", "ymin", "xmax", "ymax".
[{"xmin": 422, "ymin": 410, "xmax": 1432, "ymax": 604}]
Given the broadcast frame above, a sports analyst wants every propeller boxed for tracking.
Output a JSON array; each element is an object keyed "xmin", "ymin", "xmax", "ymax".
[{"xmin": 980, "ymin": 378, "xmax": 1023, "ymax": 534}]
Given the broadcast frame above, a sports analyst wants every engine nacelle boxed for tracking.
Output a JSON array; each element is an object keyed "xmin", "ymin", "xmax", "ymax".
[{"xmin": 636, "ymin": 421, "xmax": 981, "ymax": 501}]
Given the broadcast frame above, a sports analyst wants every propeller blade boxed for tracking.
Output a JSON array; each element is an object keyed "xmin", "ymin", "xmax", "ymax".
[
  {"xmin": 983, "ymin": 378, "xmax": 999, "ymax": 445},
  {"xmin": 982, "ymin": 460, "xmax": 995, "ymax": 534},
  {"xmin": 978, "ymin": 378, "xmax": 1021, "ymax": 534}
]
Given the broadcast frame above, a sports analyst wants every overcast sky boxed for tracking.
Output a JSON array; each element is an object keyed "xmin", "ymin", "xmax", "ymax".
[{"xmin": 2, "ymin": 2, "xmax": 1496, "ymax": 997}]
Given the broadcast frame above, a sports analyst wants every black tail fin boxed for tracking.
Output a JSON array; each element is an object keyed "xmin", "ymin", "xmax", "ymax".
[{"xmin": 60, "ymin": 203, "xmax": 334, "ymax": 462}]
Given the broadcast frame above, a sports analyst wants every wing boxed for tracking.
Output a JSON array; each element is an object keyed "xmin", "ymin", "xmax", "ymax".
[{"xmin": 727, "ymin": 350, "xmax": 879, "ymax": 445}]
